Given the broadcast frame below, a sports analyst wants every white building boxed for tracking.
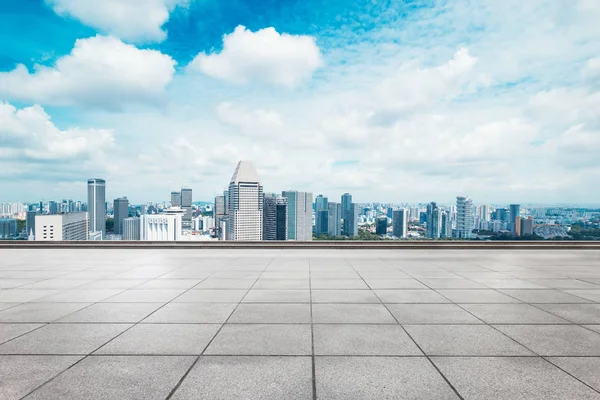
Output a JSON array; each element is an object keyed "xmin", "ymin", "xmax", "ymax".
[
  {"xmin": 455, "ymin": 196, "xmax": 474, "ymax": 239},
  {"xmin": 282, "ymin": 190, "xmax": 313, "ymax": 241},
  {"xmin": 35, "ymin": 213, "xmax": 89, "ymax": 241},
  {"xmin": 225, "ymin": 161, "xmax": 263, "ymax": 241},
  {"xmin": 140, "ymin": 208, "xmax": 183, "ymax": 241},
  {"xmin": 123, "ymin": 217, "xmax": 140, "ymax": 240}
]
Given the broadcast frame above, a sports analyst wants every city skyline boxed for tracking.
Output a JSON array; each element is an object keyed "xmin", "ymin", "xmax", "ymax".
[{"xmin": 1, "ymin": 2, "xmax": 599, "ymax": 203}]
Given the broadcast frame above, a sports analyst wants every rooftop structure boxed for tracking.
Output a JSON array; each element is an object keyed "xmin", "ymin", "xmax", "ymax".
[{"xmin": 0, "ymin": 247, "xmax": 599, "ymax": 399}]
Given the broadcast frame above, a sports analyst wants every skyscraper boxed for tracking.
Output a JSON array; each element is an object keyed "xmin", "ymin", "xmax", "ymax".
[
  {"xmin": 263, "ymin": 195, "xmax": 288, "ymax": 240},
  {"xmin": 376, "ymin": 216, "xmax": 387, "ymax": 235},
  {"xmin": 315, "ymin": 194, "xmax": 329, "ymax": 236},
  {"xmin": 113, "ymin": 197, "xmax": 129, "ymax": 235},
  {"xmin": 26, "ymin": 210, "xmax": 37, "ymax": 237},
  {"xmin": 327, "ymin": 202, "xmax": 342, "ymax": 236},
  {"xmin": 392, "ymin": 208, "xmax": 408, "ymax": 238},
  {"xmin": 520, "ymin": 216, "xmax": 534, "ymax": 236},
  {"xmin": 282, "ymin": 191, "xmax": 313, "ymax": 241},
  {"xmin": 87, "ymin": 178, "xmax": 106, "ymax": 236},
  {"xmin": 123, "ymin": 217, "xmax": 140, "ymax": 240},
  {"xmin": 171, "ymin": 191, "xmax": 181, "ymax": 207},
  {"xmin": 441, "ymin": 211, "xmax": 452, "ymax": 238},
  {"xmin": 214, "ymin": 195, "xmax": 226, "ymax": 238},
  {"xmin": 48, "ymin": 201, "xmax": 58, "ymax": 215},
  {"xmin": 226, "ymin": 161, "xmax": 263, "ymax": 241},
  {"xmin": 455, "ymin": 196, "xmax": 474, "ymax": 239},
  {"xmin": 345, "ymin": 203, "xmax": 359, "ymax": 237},
  {"xmin": 341, "ymin": 193, "xmax": 352, "ymax": 235},
  {"xmin": 426, "ymin": 202, "xmax": 441, "ymax": 239},
  {"xmin": 180, "ymin": 188, "xmax": 192, "ymax": 229},
  {"xmin": 509, "ymin": 204, "xmax": 521, "ymax": 235}
]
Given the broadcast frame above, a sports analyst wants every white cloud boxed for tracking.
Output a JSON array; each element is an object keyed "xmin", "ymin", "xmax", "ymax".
[
  {"xmin": 0, "ymin": 102, "xmax": 115, "ymax": 179},
  {"xmin": 216, "ymin": 102, "xmax": 283, "ymax": 136},
  {"xmin": 46, "ymin": 0, "xmax": 188, "ymax": 43},
  {"xmin": 0, "ymin": 35, "xmax": 176, "ymax": 109},
  {"xmin": 188, "ymin": 26, "xmax": 323, "ymax": 87}
]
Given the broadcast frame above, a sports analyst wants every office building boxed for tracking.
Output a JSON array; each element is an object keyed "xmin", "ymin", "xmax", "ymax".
[
  {"xmin": 392, "ymin": 208, "xmax": 408, "ymax": 238},
  {"xmin": 477, "ymin": 204, "xmax": 491, "ymax": 222},
  {"xmin": 376, "ymin": 216, "xmax": 387, "ymax": 235},
  {"xmin": 314, "ymin": 195, "xmax": 329, "ymax": 236},
  {"xmin": 455, "ymin": 196, "xmax": 474, "ymax": 239},
  {"xmin": 26, "ymin": 210, "xmax": 37, "ymax": 237},
  {"xmin": 87, "ymin": 178, "xmax": 106, "ymax": 236},
  {"xmin": 426, "ymin": 202, "xmax": 441, "ymax": 239},
  {"xmin": 171, "ymin": 191, "xmax": 181, "ymax": 207},
  {"xmin": 181, "ymin": 188, "xmax": 192, "ymax": 229},
  {"xmin": 341, "ymin": 193, "xmax": 352, "ymax": 235},
  {"xmin": 327, "ymin": 202, "xmax": 342, "ymax": 236},
  {"xmin": 140, "ymin": 209, "xmax": 183, "ymax": 241},
  {"xmin": 495, "ymin": 208, "xmax": 509, "ymax": 222},
  {"xmin": 282, "ymin": 190, "xmax": 313, "ymax": 241},
  {"xmin": 113, "ymin": 197, "xmax": 129, "ymax": 235},
  {"xmin": 35, "ymin": 213, "xmax": 89, "ymax": 241},
  {"xmin": 509, "ymin": 204, "xmax": 521, "ymax": 235},
  {"xmin": 226, "ymin": 161, "xmax": 263, "ymax": 241},
  {"xmin": 441, "ymin": 211, "xmax": 452, "ymax": 238},
  {"xmin": 0, "ymin": 218, "xmax": 18, "ymax": 238},
  {"xmin": 345, "ymin": 203, "xmax": 359, "ymax": 237},
  {"xmin": 263, "ymin": 195, "xmax": 288, "ymax": 240},
  {"xmin": 48, "ymin": 201, "xmax": 58, "ymax": 215},
  {"xmin": 520, "ymin": 216, "xmax": 534, "ymax": 236},
  {"xmin": 122, "ymin": 217, "xmax": 140, "ymax": 240},
  {"xmin": 214, "ymin": 194, "xmax": 226, "ymax": 237}
]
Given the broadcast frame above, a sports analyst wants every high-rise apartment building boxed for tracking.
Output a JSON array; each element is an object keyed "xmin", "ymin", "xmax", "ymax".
[
  {"xmin": 520, "ymin": 216, "xmax": 534, "ymax": 236},
  {"xmin": 214, "ymin": 195, "xmax": 226, "ymax": 238},
  {"xmin": 122, "ymin": 217, "xmax": 140, "ymax": 240},
  {"xmin": 327, "ymin": 202, "xmax": 342, "ymax": 236},
  {"xmin": 426, "ymin": 202, "xmax": 441, "ymax": 239},
  {"xmin": 263, "ymin": 195, "xmax": 288, "ymax": 240},
  {"xmin": 455, "ymin": 196, "xmax": 474, "ymax": 239},
  {"xmin": 87, "ymin": 178, "xmax": 106, "ymax": 236},
  {"xmin": 341, "ymin": 193, "xmax": 352, "ymax": 235},
  {"xmin": 0, "ymin": 218, "xmax": 18, "ymax": 238},
  {"xmin": 509, "ymin": 204, "xmax": 521, "ymax": 235},
  {"xmin": 181, "ymin": 188, "xmax": 193, "ymax": 229},
  {"xmin": 441, "ymin": 211, "xmax": 452, "ymax": 238},
  {"xmin": 314, "ymin": 195, "xmax": 329, "ymax": 236},
  {"xmin": 26, "ymin": 210, "xmax": 37, "ymax": 237},
  {"xmin": 48, "ymin": 201, "xmax": 58, "ymax": 214},
  {"xmin": 171, "ymin": 191, "xmax": 181, "ymax": 207},
  {"xmin": 226, "ymin": 161, "xmax": 263, "ymax": 241},
  {"xmin": 35, "ymin": 213, "xmax": 89, "ymax": 241},
  {"xmin": 140, "ymin": 209, "xmax": 183, "ymax": 241},
  {"xmin": 345, "ymin": 203, "xmax": 359, "ymax": 237},
  {"xmin": 113, "ymin": 197, "xmax": 129, "ymax": 235},
  {"xmin": 392, "ymin": 208, "xmax": 408, "ymax": 238},
  {"xmin": 376, "ymin": 216, "xmax": 387, "ymax": 235},
  {"xmin": 282, "ymin": 191, "xmax": 313, "ymax": 241}
]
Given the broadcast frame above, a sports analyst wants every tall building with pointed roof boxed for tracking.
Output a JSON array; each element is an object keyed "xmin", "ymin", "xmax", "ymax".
[{"xmin": 225, "ymin": 161, "xmax": 263, "ymax": 241}]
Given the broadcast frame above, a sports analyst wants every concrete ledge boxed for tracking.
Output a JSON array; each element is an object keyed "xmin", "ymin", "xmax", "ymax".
[{"xmin": 1, "ymin": 241, "xmax": 599, "ymax": 249}]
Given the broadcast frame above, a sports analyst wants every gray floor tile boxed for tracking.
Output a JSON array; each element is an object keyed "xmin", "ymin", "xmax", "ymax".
[
  {"xmin": 195, "ymin": 279, "xmax": 257, "ymax": 289},
  {"xmin": 0, "ymin": 303, "xmax": 91, "ymax": 323},
  {"xmin": 95, "ymin": 324, "xmax": 220, "ymax": 355},
  {"xmin": 0, "ymin": 355, "xmax": 82, "ymax": 400},
  {"xmin": 375, "ymin": 289, "xmax": 451, "ymax": 303},
  {"xmin": 528, "ymin": 279, "xmax": 600, "ymax": 289},
  {"xmin": 311, "ymin": 279, "xmax": 369, "ymax": 289},
  {"xmin": 19, "ymin": 279, "xmax": 94, "ymax": 290},
  {"xmin": 228, "ymin": 304, "xmax": 311, "ymax": 323},
  {"xmin": 586, "ymin": 325, "xmax": 600, "ymax": 333},
  {"xmin": 205, "ymin": 324, "xmax": 312, "ymax": 355},
  {"xmin": 0, "ymin": 324, "xmax": 130, "ymax": 355},
  {"xmin": 31, "ymin": 290, "xmax": 124, "ymax": 303},
  {"xmin": 76, "ymin": 279, "xmax": 148, "ymax": 290},
  {"xmin": 102, "ymin": 289, "xmax": 186, "ymax": 303},
  {"xmin": 314, "ymin": 324, "xmax": 422, "ymax": 355},
  {"xmin": 312, "ymin": 304, "xmax": 396, "ymax": 323},
  {"xmin": 496, "ymin": 325, "xmax": 600, "ymax": 356},
  {"xmin": 0, "ymin": 290, "xmax": 61, "ymax": 303},
  {"xmin": 242, "ymin": 289, "xmax": 310, "ymax": 303},
  {"xmin": 170, "ymin": 356, "xmax": 312, "ymax": 400},
  {"xmin": 387, "ymin": 304, "xmax": 483, "ymax": 324},
  {"xmin": 0, "ymin": 324, "xmax": 43, "ymax": 344},
  {"xmin": 315, "ymin": 356, "xmax": 459, "ymax": 399},
  {"xmin": 433, "ymin": 357, "xmax": 600, "ymax": 400},
  {"xmin": 142, "ymin": 303, "xmax": 236, "ymax": 323},
  {"xmin": 547, "ymin": 357, "xmax": 600, "ymax": 392},
  {"xmin": 57, "ymin": 303, "xmax": 163, "ymax": 323},
  {"xmin": 174, "ymin": 289, "xmax": 247, "ymax": 303},
  {"xmin": 311, "ymin": 290, "xmax": 380, "ymax": 303},
  {"xmin": 562, "ymin": 290, "xmax": 600, "ymax": 302},
  {"xmin": 473, "ymin": 278, "xmax": 547, "ymax": 289},
  {"xmin": 0, "ymin": 279, "xmax": 38, "ymax": 289},
  {"xmin": 437, "ymin": 289, "xmax": 521, "ymax": 303},
  {"xmin": 419, "ymin": 278, "xmax": 486, "ymax": 289},
  {"xmin": 133, "ymin": 279, "xmax": 201, "ymax": 290},
  {"xmin": 363, "ymin": 279, "xmax": 427, "ymax": 289},
  {"xmin": 461, "ymin": 304, "xmax": 570, "ymax": 324},
  {"xmin": 24, "ymin": 356, "xmax": 195, "ymax": 400},
  {"xmin": 0, "ymin": 303, "xmax": 19, "ymax": 312},
  {"xmin": 500, "ymin": 289, "xmax": 593, "ymax": 303},
  {"xmin": 253, "ymin": 279, "xmax": 309, "ymax": 289},
  {"xmin": 535, "ymin": 304, "xmax": 600, "ymax": 323},
  {"xmin": 404, "ymin": 325, "xmax": 533, "ymax": 356}
]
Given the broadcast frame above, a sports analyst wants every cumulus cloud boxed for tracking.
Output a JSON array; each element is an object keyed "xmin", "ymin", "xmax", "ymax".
[
  {"xmin": 0, "ymin": 102, "xmax": 115, "ymax": 179},
  {"xmin": 188, "ymin": 26, "xmax": 323, "ymax": 87},
  {"xmin": 0, "ymin": 35, "xmax": 176, "ymax": 109},
  {"xmin": 46, "ymin": 0, "xmax": 188, "ymax": 43},
  {"xmin": 215, "ymin": 102, "xmax": 283, "ymax": 136}
]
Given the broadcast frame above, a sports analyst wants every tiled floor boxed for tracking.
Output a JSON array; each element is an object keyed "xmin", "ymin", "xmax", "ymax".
[{"xmin": 1, "ymin": 248, "xmax": 600, "ymax": 399}]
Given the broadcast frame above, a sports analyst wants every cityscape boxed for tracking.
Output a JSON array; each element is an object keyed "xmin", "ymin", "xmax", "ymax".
[{"xmin": 1, "ymin": 160, "xmax": 598, "ymax": 242}]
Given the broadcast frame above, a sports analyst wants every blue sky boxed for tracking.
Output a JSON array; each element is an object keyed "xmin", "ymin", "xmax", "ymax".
[{"xmin": 1, "ymin": 0, "xmax": 599, "ymax": 204}]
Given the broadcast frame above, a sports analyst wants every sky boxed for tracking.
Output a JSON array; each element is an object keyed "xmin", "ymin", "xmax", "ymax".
[{"xmin": 1, "ymin": 0, "xmax": 599, "ymax": 204}]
